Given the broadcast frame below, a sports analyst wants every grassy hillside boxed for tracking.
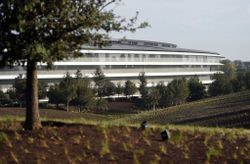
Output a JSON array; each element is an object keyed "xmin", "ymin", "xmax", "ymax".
[
  {"xmin": 0, "ymin": 121, "xmax": 249, "ymax": 163},
  {"xmin": 0, "ymin": 108, "xmax": 116, "ymax": 122},
  {"xmin": 120, "ymin": 91, "xmax": 250, "ymax": 128}
]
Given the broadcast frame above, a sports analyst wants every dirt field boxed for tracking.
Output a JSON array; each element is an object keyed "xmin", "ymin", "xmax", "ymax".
[{"xmin": 0, "ymin": 121, "xmax": 249, "ymax": 163}]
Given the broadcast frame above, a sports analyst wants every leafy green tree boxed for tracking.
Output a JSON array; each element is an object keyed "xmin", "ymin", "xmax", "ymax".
[
  {"xmin": 60, "ymin": 72, "xmax": 76, "ymax": 112},
  {"xmin": 208, "ymin": 74, "xmax": 233, "ymax": 96},
  {"xmin": 102, "ymin": 80, "xmax": 116, "ymax": 97},
  {"xmin": 167, "ymin": 78, "xmax": 189, "ymax": 105},
  {"xmin": 38, "ymin": 81, "xmax": 47, "ymax": 99},
  {"xmin": 116, "ymin": 82, "xmax": 124, "ymax": 97},
  {"xmin": 6, "ymin": 89, "xmax": 18, "ymax": 105},
  {"xmin": 12, "ymin": 75, "xmax": 47, "ymax": 106},
  {"xmin": 188, "ymin": 76, "xmax": 206, "ymax": 101},
  {"xmin": 49, "ymin": 70, "xmax": 95, "ymax": 111},
  {"xmin": 73, "ymin": 79, "xmax": 95, "ymax": 112},
  {"xmin": 124, "ymin": 80, "xmax": 137, "ymax": 98},
  {"xmin": 13, "ymin": 76, "xmax": 26, "ymax": 107},
  {"xmin": 244, "ymin": 72, "xmax": 250, "ymax": 90},
  {"xmin": 230, "ymin": 78, "xmax": 242, "ymax": 92},
  {"xmin": 47, "ymin": 84, "xmax": 64, "ymax": 108},
  {"xmin": 0, "ymin": 0, "xmax": 147, "ymax": 130},
  {"xmin": 156, "ymin": 82, "xmax": 169, "ymax": 107},
  {"xmin": 93, "ymin": 67, "xmax": 116, "ymax": 97},
  {"xmin": 0, "ymin": 90, "xmax": 13, "ymax": 106},
  {"xmin": 138, "ymin": 72, "xmax": 149, "ymax": 107},
  {"xmin": 95, "ymin": 98, "xmax": 108, "ymax": 111},
  {"xmin": 221, "ymin": 60, "xmax": 237, "ymax": 80},
  {"xmin": 138, "ymin": 72, "xmax": 148, "ymax": 97},
  {"xmin": 93, "ymin": 67, "xmax": 106, "ymax": 98},
  {"xmin": 231, "ymin": 70, "xmax": 250, "ymax": 92},
  {"xmin": 145, "ymin": 88, "xmax": 160, "ymax": 110}
]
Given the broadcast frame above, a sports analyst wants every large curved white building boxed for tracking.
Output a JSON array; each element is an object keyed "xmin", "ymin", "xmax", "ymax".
[{"xmin": 0, "ymin": 39, "xmax": 223, "ymax": 90}]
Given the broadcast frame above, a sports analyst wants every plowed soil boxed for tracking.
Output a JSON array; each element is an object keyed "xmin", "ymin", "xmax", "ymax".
[{"xmin": 0, "ymin": 121, "xmax": 249, "ymax": 164}]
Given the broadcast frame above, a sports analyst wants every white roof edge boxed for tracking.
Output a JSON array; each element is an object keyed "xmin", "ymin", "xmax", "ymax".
[
  {"xmin": 50, "ymin": 62, "xmax": 223, "ymax": 66},
  {"xmin": 80, "ymin": 49, "xmax": 223, "ymax": 58}
]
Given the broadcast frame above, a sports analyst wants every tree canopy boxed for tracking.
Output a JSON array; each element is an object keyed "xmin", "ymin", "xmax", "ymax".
[
  {"xmin": 221, "ymin": 60, "xmax": 237, "ymax": 80},
  {"xmin": 124, "ymin": 80, "xmax": 137, "ymax": 97},
  {"xmin": 188, "ymin": 76, "xmax": 206, "ymax": 101},
  {"xmin": 0, "ymin": 0, "xmax": 148, "ymax": 130},
  {"xmin": 0, "ymin": 0, "xmax": 148, "ymax": 66},
  {"xmin": 209, "ymin": 74, "xmax": 233, "ymax": 96},
  {"xmin": 166, "ymin": 78, "xmax": 189, "ymax": 106}
]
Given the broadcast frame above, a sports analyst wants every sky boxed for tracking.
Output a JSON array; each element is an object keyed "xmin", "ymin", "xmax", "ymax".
[{"xmin": 110, "ymin": 0, "xmax": 250, "ymax": 61}]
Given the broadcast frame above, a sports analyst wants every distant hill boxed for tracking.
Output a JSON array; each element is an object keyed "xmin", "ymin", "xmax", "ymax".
[{"xmin": 121, "ymin": 91, "xmax": 250, "ymax": 128}]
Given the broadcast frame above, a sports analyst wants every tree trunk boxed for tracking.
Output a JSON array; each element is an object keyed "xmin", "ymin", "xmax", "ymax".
[
  {"xmin": 24, "ymin": 61, "xmax": 42, "ymax": 130},
  {"xmin": 66, "ymin": 101, "xmax": 69, "ymax": 112}
]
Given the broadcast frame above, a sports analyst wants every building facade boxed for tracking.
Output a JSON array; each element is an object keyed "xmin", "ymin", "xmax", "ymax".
[{"xmin": 0, "ymin": 39, "xmax": 223, "ymax": 91}]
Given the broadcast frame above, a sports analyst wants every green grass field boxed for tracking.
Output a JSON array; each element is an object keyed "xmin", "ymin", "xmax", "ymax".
[{"xmin": 119, "ymin": 91, "xmax": 250, "ymax": 128}]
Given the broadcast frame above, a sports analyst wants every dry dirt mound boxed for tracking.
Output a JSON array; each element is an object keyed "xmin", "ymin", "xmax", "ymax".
[{"xmin": 0, "ymin": 121, "xmax": 249, "ymax": 163}]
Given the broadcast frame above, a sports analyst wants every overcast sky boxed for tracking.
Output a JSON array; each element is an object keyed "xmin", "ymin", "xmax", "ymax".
[{"xmin": 111, "ymin": 0, "xmax": 250, "ymax": 61}]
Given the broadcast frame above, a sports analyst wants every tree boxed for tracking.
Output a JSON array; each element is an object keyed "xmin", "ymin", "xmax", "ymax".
[
  {"xmin": 188, "ymin": 76, "xmax": 206, "ymax": 101},
  {"xmin": 73, "ymin": 78, "xmax": 95, "ymax": 112},
  {"xmin": 102, "ymin": 80, "xmax": 116, "ymax": 97},
  {"xmin": 221, "ymin": 60, "xmax": 236, "ymax": 80},
  {"xmin": 93, "ymin": 67, "xmax": 116, "ymax": 97},
  {"xmin": 13, "ymin": 76, "xmax": 26, "ymax": 107},
  {"xmin": 124, "ymin": 80, "xmax": 137, "ymax": 98},
  {"xmin": 47, "ymin": 84, "xmax": 64, "ymax": 108},
  {"xmin": 244, "ymin": 72, "xmax": 250, "ymax": 90},
  {"xmin": 60, "ymin": 72, "xmax": 76, "ymax": 112},
  {"xmin": 48, "ymin": 70, "xmax": 95, "ymax": 111},
  {"xmin": 0, "ymin": 90, "xmax": 13, "ymax": 106},
  {"xmin": 166, "ymin": 78, "xmax": 189, "ymax": 105},
  {"xmin": 12, "ymin": 75, "xmax": 47, "ymax": 106},
  {"xmin": 208, "ymin": 74, "xmax": 233, "ymax": 96},
  {"xmin": 6, "ymin": 89, "xmax": 18, "ymax": 105},
  {"xmin": 116, "ymin": 82, "xmax": 123, "ymax": 97},
  {"xmin": 145, "ymin": 88, "xmax": 160, "ymax": 110},
  {"xmin": 0, "ymin": 0, "xmax": 147, "ymax": 130},
  {"xmin": 230, "ymin": 78, "xmax": 242, "ymax": 92},
  {"xmin": 93, "ymin": 67, "xmax": 106, "ymax": 98},
  {"xmin": 138, "ymin": 72, "xmax": 148, "ymax": 97},
  {"xmin": 156, "ymin": 82, "xmax": 169, "ymax": 107},
  {"xmin": 38, "ymin": 81, "xmax": 47, "ymax": 99},
  {"xmin": 138, "ymin": 72, "xmax": 149, "ymax": 106}
]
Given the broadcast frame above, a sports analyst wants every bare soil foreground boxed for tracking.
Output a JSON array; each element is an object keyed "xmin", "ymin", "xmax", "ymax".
[{"xmin": 0, "ymin": 121, "xmax": 249, "ymax": 164}]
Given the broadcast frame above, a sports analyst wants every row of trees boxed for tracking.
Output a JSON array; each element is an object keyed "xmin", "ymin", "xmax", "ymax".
[
  {"xmin": 137, "ymin": 60, "xmax": 250, "ymax": 110},
  {"xmin": 48, "ymin": 71, "xmax": 95, "ymax": 112},
  {"xmin": 0, "ymin": 69, "xmax": 138, "ymax": 111},
  {"xmin": 138, "ymin": 73, "xmax": 206, "ymax": 110},
  {"xmin": 48, "ymin": 68, "xmax": 136, "ymax": 112},
  {"xmin": 48, "ymin": 68, "xmax": 137, "ymax": 112},
  {"xmin": 92, "ymin": 68, "xmax": 137, "ymax": 98},
  {"xmin": 208, "ymin": 60, "xmax": 250, "ymax": 96},
  {"xmin": 46, "ymin": 69, "xmax": 208, "ymax": 111},
  {"xmin": 47, "ymin": 69, "xmax": 140, "ymax": 112},
  {"xmin": 0, "ymin": 75, "xmax": 47, "ymax": 107}
]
